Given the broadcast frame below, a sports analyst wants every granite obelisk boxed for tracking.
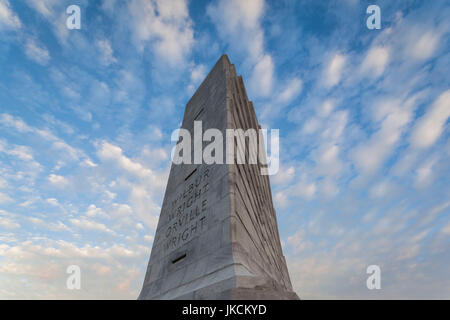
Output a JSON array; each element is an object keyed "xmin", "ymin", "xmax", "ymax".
[{"xmin": 138, "ymin": 55, "xmax": 298, "ymax": 300}]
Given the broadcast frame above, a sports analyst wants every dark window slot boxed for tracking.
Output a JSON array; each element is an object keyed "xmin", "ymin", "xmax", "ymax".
[
  {"xmin": 194, "ymin": 108, "xmax": 204, "ymax": 120},
  {"xmin": 185, "ymin": 168, "xmax": 197, "ymax": 181},
  {"xmin": 171, "ymin": 253, "xmax": 186, "ymax": 264}
]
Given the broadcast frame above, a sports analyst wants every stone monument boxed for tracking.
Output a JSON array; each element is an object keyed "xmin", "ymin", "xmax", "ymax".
[{"xmin": 138, "ymin": 55, "xmax": 299, "ymax": 300}]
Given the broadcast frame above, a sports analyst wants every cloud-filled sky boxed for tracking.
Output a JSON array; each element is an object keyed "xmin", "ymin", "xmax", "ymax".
[{"xmin": 0, "ymin": 0, "xmax": 449, "ymax": 299}]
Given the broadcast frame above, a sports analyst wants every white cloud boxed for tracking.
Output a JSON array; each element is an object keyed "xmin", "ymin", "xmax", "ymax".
[
  {"xmin": 0, "ymin": 217, "xmax": 19, "ymax": 229},
  {"xmin": 277, "ymin": 77, "xmax": 302, "ymax": 104},
  {"xmin": 272, "ymin": 166, "xmax": 295, "ymax": 185},
  {"xmin": 97, "ymin": 141, "xmax": 159, "ymax": 183},
  {"xmin": 128, "ymin": 0, "xmax": 194, "ymax": 65},
  {"xmin": 115, "ymin": 267, "xmax": 140, "ymax": 293},
  {"xmin": 414, "ymin": 157, "xmax": 437, "ymax": 188},
  {"xmin": 52, "ymin": 141, "xmax": 81, "ymax": 162},
  {"xmin": 141, "ymin": 146, "xmax": 168, "ymax": 166},
  {"xmin": 136, "ymin": 223, "xmax": 144, "ymax": 230},
  {"xmin": 0, "ymin": 0, "xmax": 21, "ymax": 30},
  {"xmin": 129, "ymin": 185, "xmax": 160, "ymax": 230},
  {"xmin": 361, "ymin": 46, "xmax": 390, "ymax": 78},
  {"xmin": 0, "ymin": 141, "xmax": 34, "ymax": 161},
  {"xmin": 0, "ymin": 139, "xmax": 43, "ymax": 185},
  {"xmin": 217, "ymin": 0, "xmax": 264, "ymax": 33},
  {"xmin": 46, "ymin": 198, "xmax": 59, "ymax": 206},
  {"xmin": 85, "ymin": 204, "xmax": 107, "ymax": 218},
  {"xmin": 0, "ymin": 210, "xmax": 19, "ymax": 229},
  {"xmin": 110, "ymin": 203, "xmax": 133, "ymax": 219},
  {"xmin": 287, "ymin": 230, "xmax": 304, "ymax": 247},
  {"xmin": 81, "ymin": 159, "xmax": 98, "ymax": 167},
  {"xmin": 417, "ymin": 201, "xmax": 450, "ymax": 228},
  {"xmin": 97, "ymin": 39, "xmax": 117, "ymax": 66},
  {"xmin": 274, "ymin": 192, "xmax": 288, "ymax": 209},
  {"xmin": 96, "ymin": 141, "xmax": 166, "ymax": 229},
  {"xmin": 208, "ymin": 0, "xmax": 274, "ymax": 98},
  {"xmin": 369, "ymin": 180, "xmax": 391, "ymax": 198},
  {"xmin": 92, "ymin": 263, "xmax": 112, "ymax": 276},
  {"xmin": 409, "ymin": 31, "xmax": 440, "ymax": 60},
  {"xmin": 315, "ymin": 144, "xmax": 342, "ymax": 177},
  {"xmin": 321, "ymin": 110, "xmax": 348, "ymax": 142},
  {"xmin": 0, "ymin": 192, "xmax": 13, "ymax": 204},
  {"xmin": 187, "ymin": 64, "xmax": 207, "ymax": 93},
  {"xmin": 319, "ymin": 179, "xmax": 339, "ymax": 197},
  {"xmin": 0, "ymin": 177, "xmax": 6, "ymax": 189},
  {"xmin": 0, "ymin": 237, "xmax": 150, "ymax": 299},
  {"xmin": 24, "ymin": 39, "xmax": 50, "ymax": 65},
  {"xmin": 190, "ymin": 64, "xmax": 206, "ymax": 84},
  {"xmin": 321, "ymin": 145, "xmax": 338, "ymax": 163},
  {"xmin": 104, "ymin": 190, "xmax": 117, "ymax": 201},
  {"xmin": 302, "ymin": 117, "xmax": 321, "ymax": 134},
  {"xmin": 324, "ymin": 53, "xmax": 346, "ymax": 88},
  {"xmin": 143, "ymin": 235, "xmax": 153, "ymax": 242},
  {"xmin": 25, "ymin": 0, "xmax": 69, "ymax": 44},
  {"xmin": 25, "ymin": 0, "xmax": 57, "ymax": 18},
  {"xmin": 287, "ymin": 230, "xmax": 311, "ymax": 254},
  {"xmin": 284, "ymin": 198, "xmax": 450, "ymax": 298},
  {"xmin": 440, "ymin": 222, "xmax": 450, "ymax": 236},
  {"xmin": 396, "ymin": 245, "xmax": 421, "ymax": 261},
  {"xmin": 48, "ymin": 174, "xmax": 69, "ymax": 188},
  {"xmin": 47, "ymin": 221, "xmax": 72, "ymax": 232},
  {"xmin": 70, "ymin": 218, "xmax": 115, "ymax": 234},
  {"xmin": 292, "ymin": 180, "xmax": 316, "ymax": 199},
  {"xmin": 410, "ymin": 90, "xmax": 450, "ymax": 149},
  {"xmin": 0, "ymin": 114, "xmax": 86, "ymax": 167},
  {"xmin": 0, "ymin": 113, "xmax": 32, "ymax": 133},
  {"xmin": 101, "ymin": 0, "xmax": 117, "ymax": 13},
  {"xmin": 28, "ymin": 217, "xmax": 71, "ymax": 232},
  {"xmin": 249, "ymin": 54, "xmax": 274, "ymax": 97},
  {"xmin": 352, "ymin": 98, "xmax": 414, "ymax": 175},
  {"xmin": 208, "ymin": 0, "xmax": 265, "ymax": 60},
  {"xmin": 317, "ymin": 100, "xmax": 335, "ymax": 118}
]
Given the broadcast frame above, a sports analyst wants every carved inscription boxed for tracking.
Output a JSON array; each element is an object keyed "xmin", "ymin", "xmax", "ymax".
[{"xmin": 164, "ymin": 167, "xmax": 210, "ymax": 252}]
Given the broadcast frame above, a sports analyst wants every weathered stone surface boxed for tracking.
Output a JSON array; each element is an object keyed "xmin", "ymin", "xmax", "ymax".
[{"xmin": 138, "ymin": 55, "xmax": 299, "ymax": 300}]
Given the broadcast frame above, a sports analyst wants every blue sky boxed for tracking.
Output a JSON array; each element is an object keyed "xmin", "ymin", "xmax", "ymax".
[{"xmin": 0, "ymin": 0, "xmax": 449, "ymax": 299}]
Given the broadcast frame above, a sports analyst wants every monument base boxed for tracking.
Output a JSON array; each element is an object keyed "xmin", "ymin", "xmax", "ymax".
[
  {"xmin": 226, "ymin": 288, "xmax": 300, "ymax": 300},
  {"xmin": 174, "ymin": 281, "xmax": 300, "ymax": 300},
  {"xmin": 140, "ymin": 264, "xmax": 299, "ymax": 300}
]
